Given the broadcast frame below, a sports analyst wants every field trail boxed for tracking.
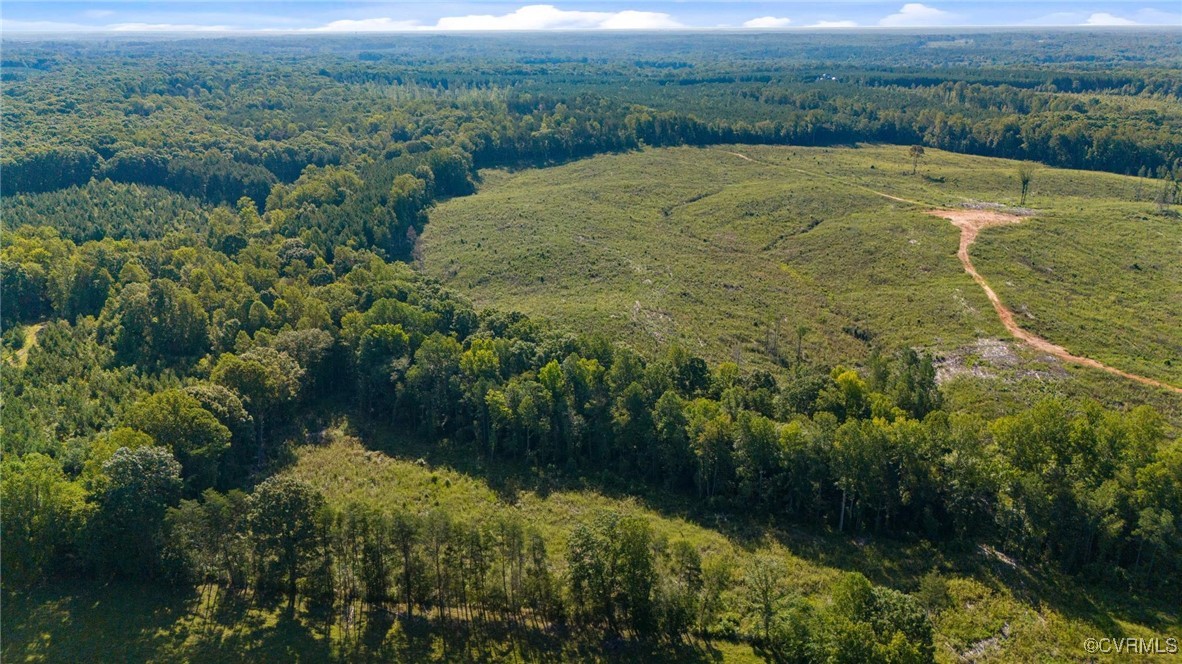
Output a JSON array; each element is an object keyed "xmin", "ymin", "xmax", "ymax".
[
  {"xmin": 929, "ymin": 209, "xmax": 1182, "ymax": 394},
  {"xmin": 721, "ymin": 150, "xmax": 923, "ymax": 205},
  {"xmin": 720, "ymin": 149, "xmax": 1181, "ymax": 394}
]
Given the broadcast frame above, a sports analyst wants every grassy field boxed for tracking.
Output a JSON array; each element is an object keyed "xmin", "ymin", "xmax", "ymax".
[
  {"xmin": 422, "ymin": 144, "xmax": 1182, "ymax": 393},
  {"xmin": 971, "ymin": 203, "xmax": 1181, "ymax": 388}
]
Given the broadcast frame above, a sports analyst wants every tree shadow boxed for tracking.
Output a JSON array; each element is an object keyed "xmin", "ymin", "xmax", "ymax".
[
  {"xmin": 2, "ymin": 582, "xmax": 197, "ymax": 663},
  {"xmin": 345, "ymin": 411, "xmax": 1180, "ymax": 646},
  {"xmin": 351, "ymin": 414, "xmax": 669, "ymax": 508},
  {"xmin": 346, "ymin": 613, "xmax": 727, "ymax": 663},
  {"xmin": 6, "ymin": 577, "xmax": 735, "ymax": 663},
  {"xmin": 190, "ymin": 609, "xmax": 331, "ymax": 663}
]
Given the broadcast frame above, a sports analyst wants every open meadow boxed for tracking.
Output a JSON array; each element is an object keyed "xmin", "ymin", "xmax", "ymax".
[{"xmin": 424, "ymin": 144, "xmax": 1182, "ymax": 409}]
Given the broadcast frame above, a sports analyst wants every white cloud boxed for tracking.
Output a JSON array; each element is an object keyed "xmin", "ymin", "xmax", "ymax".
[
  {"xmin": 303, "ymin": 5, "xmax": 684, "ymax": 32},
  {"xmin": 597, "ymin": 10, "xmax": 683, "ymax": 30},
  {"xmin": 742, "ymin": 16, "xmax": 792, "ymax": 29},
  {"xmin": 108, "ymin": 22, "xmax": 233, "ymax": 32},
  {"xmin": 1019, "ymin": 8, "xmax": 1176, "ymax": 26},
  {"xmin": 878, "ymin": 3, "xmax": 956, "ymax": 27},
  {"xmin": 83, "ymin": 9, "xmax": 116, "ymax": 19},
  {"xmin": 433, "ymin": 5, "xmax": 682, "ymax": 30},
  {"xmin": 307, "ymin": 17, "xmax": 421, "ymax": 32},
  {"xmin": 1083, "ymin": 12, "xmax": 1137, "ymax": 25},
  {"xmin": 810, "ymin": 20, "xmax": 859, "ymax": 28}
]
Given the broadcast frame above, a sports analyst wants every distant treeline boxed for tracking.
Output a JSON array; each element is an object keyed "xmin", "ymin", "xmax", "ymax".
[
  {"xmin": 4, "ymin": 34, "xmax": 1182, "ymax": 206},
  {"xmin": 4, "ymin": 92, "xmax": 1179, "ymax": 203}
]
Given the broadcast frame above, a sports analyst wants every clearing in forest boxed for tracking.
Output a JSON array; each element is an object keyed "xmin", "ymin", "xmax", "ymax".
[{"xmin": 425, "ymin": 144, "xmax": 1181, "ymax": 391}]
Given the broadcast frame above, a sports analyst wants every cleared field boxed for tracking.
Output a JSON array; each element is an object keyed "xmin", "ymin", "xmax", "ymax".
[
  {"xmin": 972, "ymin": 203, "xmax": 1182, "ymax": 389},
  {"xmin": 423, "ymin": 144, "xmax": 1182, "ymax": 390}
]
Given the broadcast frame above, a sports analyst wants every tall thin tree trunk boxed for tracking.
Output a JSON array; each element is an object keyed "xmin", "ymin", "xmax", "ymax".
[{"xmin": 839, "ymin": 488, "xmax": 847, "ymax": 532}]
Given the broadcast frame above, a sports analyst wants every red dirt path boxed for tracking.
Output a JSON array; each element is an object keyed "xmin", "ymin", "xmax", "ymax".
[
  {"xmin": 718, "ymin": 148, "xmax": 1179, "ymax": 394},
  {"xmin": 928, "ymin": 209, "xmax": 1181, "ymax": 394}
]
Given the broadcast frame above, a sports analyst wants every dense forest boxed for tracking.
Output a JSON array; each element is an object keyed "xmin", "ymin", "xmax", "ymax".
[
  {"xmin": 4, "ymin": 32, "xmax": 1182, "ymax": 207},
  {"xmin": 3, "ymin": 32, "xmax": 1181, "ymax": 661}
]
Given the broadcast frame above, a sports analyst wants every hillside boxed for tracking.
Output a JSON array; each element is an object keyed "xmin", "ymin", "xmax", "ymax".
[
  {"xmin": 423, "ymin": 144, "xmax": 1182, "ymax": 400},
  {"xmin": 8, "ymin": 431, "xmax": 1178, "ymax": 663},
  {"xmin": 283, "ymin": 434, "xmax": 1182, "ymax": 663}
]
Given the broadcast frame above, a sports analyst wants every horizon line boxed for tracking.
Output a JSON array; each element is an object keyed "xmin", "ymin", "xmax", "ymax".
[{"xmin": 4, "ymin": 25, "xmax": 1180, "ymax": 36}]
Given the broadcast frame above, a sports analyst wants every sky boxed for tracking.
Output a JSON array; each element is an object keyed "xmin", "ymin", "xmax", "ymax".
[{"xmin": 1, "ymin": 0, "xmax": 1179, "ymax": 33}]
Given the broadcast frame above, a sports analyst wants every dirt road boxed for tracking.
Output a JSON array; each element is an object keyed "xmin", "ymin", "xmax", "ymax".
[
  {"xmin": 719, "ymin": 148, "xmax": 1181, "ymax": 394},
  {"xmin": 928, "ymin": 209, "xmax": 1182, "ymax": 394}
]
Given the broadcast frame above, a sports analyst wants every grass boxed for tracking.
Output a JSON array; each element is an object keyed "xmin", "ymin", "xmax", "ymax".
[
  {"xmin": 2, "ymin": 583, "xmax": 332, "ymax": 664},
  {"xmin": 2, "ymin": 579, "xmax": 758, "ymax": 663},
  {"xmin": 422, "ymin": 144, "xmax": 1182, "ymax": 394},
  {"xmin": 9, "ymin": 145, "xmax": 1181, "ymax": 661},
  {"xmin": 972, "ymin": 203, "xmax": 1181, "ymax": 387}
]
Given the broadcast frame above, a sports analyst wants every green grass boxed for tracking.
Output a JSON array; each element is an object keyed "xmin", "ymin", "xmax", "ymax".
[
  {"xmin": 972, "ymin": 204, "xmax": 1181, "ymax": 387},
  {"xmin": 1, "ymin": 578, "xmax": 758, "ymax": 663},
  {"xmin": 422, "ymin": 144, "xmax": 1182, "ymax": 393},
  {"xmin": 2, "ymin": 583, "xmax": 334, "ymax": 664},
  {"xmin": 9, "ymin": 145, "xmax": 1181, "ymax": 662}
]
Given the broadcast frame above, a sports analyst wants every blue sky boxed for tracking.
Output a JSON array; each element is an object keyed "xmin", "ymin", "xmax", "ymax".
[{"xmin": 2, "ymin": 1, "xmax": 1179, "ymax": 32}]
